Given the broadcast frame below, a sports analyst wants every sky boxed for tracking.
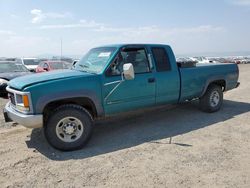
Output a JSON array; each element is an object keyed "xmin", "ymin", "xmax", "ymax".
[{"xmin": 0, "ymin": 0, "xmax": 250, "ymax": 57}]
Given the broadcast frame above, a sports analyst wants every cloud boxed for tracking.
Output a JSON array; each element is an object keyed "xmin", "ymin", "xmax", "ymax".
[
  {"xmin": 10, "ymin": 14, "xmax": 19, "ymax": 19},
  {"xmin": 39, "ymin": 20, "xmax": 225, "ymax": 55},
  {"xmin": 0, "ymin": 30, "xmax": 15, "ymax": 35},
  {"xmin": 39, "ymin": 19, "xmax": 159, "ymax": 33},
  {"xmin": 40, "ymin": 20, "xmax": 160, "ymax": 35},
  {"xmin": 229, "ymin": 0, "xmax": 250, "ymax": 6},
  {"xmin": 2, "ymin": 14, "xmax": 226, "ymax": 57},
  {"xmin": 30, "ymin": 9, "xmax": 71, "ymax": 24},
  {"xmin": 39, "ymin": 18, "xmax": 223, "ymax": 37},
  {"xmin": 0, "ymin": 35, "xmax": 56, "ymax": 57},
  {"xmin": 40, "ymin": 19, "xmax": 104, "ymax": 29},
  {"xmin": 165, "ymin": 25, "xmax": 224, "ymax": 35},
  {"xmin": 67, "ymin": 24, "xmax": 225, "ymax": 56},
  {"xmin": 95, "ymin": 25, "xmax": 223, "ymax": 34},
  {"xmin": 92, "ymin": 24, "xmax": 224, "ymax": 42},
  {"xmin": 93, "ymin": 25, "xmax": 159, "ymax": 33},
  {"xmin": 31, "ymin": 9, "xmax": 44, "ymax": 23}
]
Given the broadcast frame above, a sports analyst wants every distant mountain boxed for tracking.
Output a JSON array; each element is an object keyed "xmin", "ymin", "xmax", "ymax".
[
  {"xmin": 36, "ymin": 54, "xmax": 83, "ymax": 59},
  {"xmin": 36, "ymin": 53, "xmax": 58, "ymax": 59}
]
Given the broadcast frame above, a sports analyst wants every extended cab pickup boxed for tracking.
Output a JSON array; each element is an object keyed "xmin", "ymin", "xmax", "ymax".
[{"xmin": 4, "ymin": 44, "xmax": 240, "ymax": 151}]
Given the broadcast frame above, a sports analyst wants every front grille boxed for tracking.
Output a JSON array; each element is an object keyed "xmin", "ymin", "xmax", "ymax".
[{"xmin": 9, "ymin": 92, "xmax": 16, "ymax": 106}]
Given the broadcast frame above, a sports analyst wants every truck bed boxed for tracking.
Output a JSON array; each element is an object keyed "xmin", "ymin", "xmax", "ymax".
[{"xmin": 178, "ymin": 63, "xmax": 239, "ymax": 102}]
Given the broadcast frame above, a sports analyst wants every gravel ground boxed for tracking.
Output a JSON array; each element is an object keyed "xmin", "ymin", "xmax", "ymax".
[{"xmin": 0, "ymin": 65, "xmax": 249, "ymax": 188}]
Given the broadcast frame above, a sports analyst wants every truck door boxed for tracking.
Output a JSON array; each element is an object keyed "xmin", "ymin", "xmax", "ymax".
[
  {"xmin": 150, "ymin": 46, "xmax": 180, "ymax": 104},
  {"xmin": 103, "ymin": 46, "xmax": 156, "ymax": 115}
]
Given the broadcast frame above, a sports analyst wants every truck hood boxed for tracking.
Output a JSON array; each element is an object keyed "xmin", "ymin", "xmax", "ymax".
[{"xmin": 8, "ymin": 69, "xmax": 92, "ymax": 90}]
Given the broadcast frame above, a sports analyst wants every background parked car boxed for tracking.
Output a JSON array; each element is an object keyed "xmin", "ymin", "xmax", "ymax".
[
  {"xmin": 21, "ymin": 58, "xmax": 42, "ymax": 72},
  {"xmin": 0, "ymin": 57, "xmax": 44, "ymax": 72},
  {"xmin": 36, "ymin": 60, "xmax": 71, "ymax": 73},
  {"xmin": 0, "ymin": 57, "xmax": 22, "ymax": 64},
  {"xmin": 190, "ymin": 57, "xmax": 214, "ymax": 63},
  {"xmin": 0, "ymin": 61, "xmax": 32, "ymax": 97}
]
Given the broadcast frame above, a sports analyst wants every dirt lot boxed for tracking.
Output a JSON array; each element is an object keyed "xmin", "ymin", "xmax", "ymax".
[{"xmin": 0, "ymin": 65, "xmax": 249, "ymax": 188}]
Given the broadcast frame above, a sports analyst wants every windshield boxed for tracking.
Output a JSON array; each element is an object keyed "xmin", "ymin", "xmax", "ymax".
[
  {"xmin": 0, "ymin": 62, "xmax": 28, "ymax": 72},
  {"xmin": 23, "ymin": 59, "xmax": 40, "ymax": 65},
  {"xmin": 74, "ymin": 47, "xmax": 117, "ymax": 73}
]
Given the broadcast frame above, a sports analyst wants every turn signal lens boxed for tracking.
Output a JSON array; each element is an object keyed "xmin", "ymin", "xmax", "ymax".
[{"xmin": 23, "ymin": 95, "xmax": 29, "ymax": 108}]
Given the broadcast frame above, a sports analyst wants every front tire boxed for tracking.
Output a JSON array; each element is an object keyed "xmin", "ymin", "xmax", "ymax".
[
  {"xmin": 199, "ymin": 84, "xmax": 223, "ymax": 113},
  {"xmin": 44, "ymin": 104, "xmax": 93, "ymax": 151}
]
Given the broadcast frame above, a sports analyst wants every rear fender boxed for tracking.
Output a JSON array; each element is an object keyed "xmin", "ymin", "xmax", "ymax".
[{"xmin": 200, "ymin": 76, "xmax": 226, "ymax": 97}]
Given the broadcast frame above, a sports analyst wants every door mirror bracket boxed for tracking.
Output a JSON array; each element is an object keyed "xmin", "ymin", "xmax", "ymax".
[{"xmin": 104, "ymin": 63, "xmax": 135, "ymax": 103}]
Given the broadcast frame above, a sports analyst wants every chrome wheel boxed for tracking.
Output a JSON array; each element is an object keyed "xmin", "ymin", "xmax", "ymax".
[
  {"xmin": 209, "ymin": 90, "xmax": 220, "ymax": 107},
  {"xmin": 56, "ymin": 117, "xmax": 84, "ymax": 143}
]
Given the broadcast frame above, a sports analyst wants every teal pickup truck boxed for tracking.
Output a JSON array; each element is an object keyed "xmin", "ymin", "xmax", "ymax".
[{"xmin": 4, "ymin": 44, "xmax": 240, "ymax": 151}]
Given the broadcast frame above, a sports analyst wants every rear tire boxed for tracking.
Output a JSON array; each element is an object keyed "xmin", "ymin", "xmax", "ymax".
[
  {"xmin": 44, "ymin": 104, "xmax": 93, "ymax": 151},
  {"xmin": 199, "ymin": 84, "xmax": 223, "ymax": 113}
]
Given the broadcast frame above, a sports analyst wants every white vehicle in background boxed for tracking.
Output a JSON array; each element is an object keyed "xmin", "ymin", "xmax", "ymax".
[
  {"xmin": 190, "ymin": 57, "xmax": 214, "ymax": 64},
  {"xmin": 242, "ymin": 58, "xmax": 250, "ymax": 64},
  {"xmin": 235, "ymin": 57, "xmax": 250, "ymax": 64},
  {"xmin": 21, "ymin": 58, "xmax": 40, "ymax": 72}
]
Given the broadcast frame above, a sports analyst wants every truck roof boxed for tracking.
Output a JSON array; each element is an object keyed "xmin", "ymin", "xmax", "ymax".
[{"xmin": 96, "ymin": 44, "xmax": 170, "ymax": 48}]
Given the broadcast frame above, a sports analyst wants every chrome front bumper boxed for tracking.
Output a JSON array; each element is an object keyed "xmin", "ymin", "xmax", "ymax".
[{"xmin": 4, "ymin": 102, "xmax": 43, "ymax": 128}]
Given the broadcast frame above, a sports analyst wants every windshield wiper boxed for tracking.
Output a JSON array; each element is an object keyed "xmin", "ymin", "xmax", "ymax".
[
  {"xmin": 75, "ymin": 64, "xmax": 91, "ymax": 73},
  {"xmin": 79, "ymin": 64, "xmax": 89, "ymax": 69},
  {"xmin": 74, "ymin": 64, "xmax": 97, "ymax": 74},
  {"xmin": 76, "ymin": 64, "xmax": 91, "ymax": 72}
]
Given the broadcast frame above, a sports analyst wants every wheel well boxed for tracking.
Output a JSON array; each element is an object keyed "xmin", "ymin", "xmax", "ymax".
[
  {"xmin": 210, "ymin": 80, "xmax": 226, "ymax": 91},
  {"xmin": 43, "ymin": 97, "xmax": 97, "ymax": 122},
  {"xmin": 201, "ymin": 80, "xmax": 226, "ymax": 98}
]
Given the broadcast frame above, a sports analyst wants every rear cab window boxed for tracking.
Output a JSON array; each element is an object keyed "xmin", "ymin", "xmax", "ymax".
[{"xmin": 151, "ymin": 47, "xmax": 171, "ymax": 72}]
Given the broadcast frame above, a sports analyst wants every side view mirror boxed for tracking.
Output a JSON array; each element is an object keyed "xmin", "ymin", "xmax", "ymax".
[
  {"xmin": 72, "ymin": 61, "xmax": 77, "ymax": 67},
  {"xmin": 123, "ymin": 63, "xmax": 134, "ymax": 80}
]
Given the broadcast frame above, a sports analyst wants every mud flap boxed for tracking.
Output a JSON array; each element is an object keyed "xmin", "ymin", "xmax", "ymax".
[{"xmin": 3, "ymin": 109, "xmax": 12, "ymax": 122}]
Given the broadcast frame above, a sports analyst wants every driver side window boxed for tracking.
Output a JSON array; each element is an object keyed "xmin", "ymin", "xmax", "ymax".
[{"xmin": 106, "ymin": 48, "xmax": 150, "ymax": 76}]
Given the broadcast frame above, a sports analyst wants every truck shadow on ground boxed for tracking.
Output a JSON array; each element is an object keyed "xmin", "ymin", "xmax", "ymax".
[{"xmin": 26, "ymin": 99, "xmax": 250, "ymax": 160}]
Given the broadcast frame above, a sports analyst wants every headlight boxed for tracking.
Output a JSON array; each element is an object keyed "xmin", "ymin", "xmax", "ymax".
[
  {"xmin": 6, "ymin": 86, "xmax": 32, "ymax": 113},
  {"xmin": 0, "ymin": 78, "xmax": 8, "ymax": 85},
  {"xmin": 16, "ymin": 94, "xmax": 30, "ymax": 112}
]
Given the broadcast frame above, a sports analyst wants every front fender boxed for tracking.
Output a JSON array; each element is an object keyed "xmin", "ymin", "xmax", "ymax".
[{"xmin": 35, "ymin": 90, "xmax": 104, "ymax": 116}]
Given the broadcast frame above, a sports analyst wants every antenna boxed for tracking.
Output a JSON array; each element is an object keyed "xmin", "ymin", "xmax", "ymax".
[{"xmin": 60, "ymin": 37, "xmax": 63, "ymax": 61}]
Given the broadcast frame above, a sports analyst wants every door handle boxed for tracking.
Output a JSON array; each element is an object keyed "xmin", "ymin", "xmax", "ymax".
[{"xmin": 148, "ymin": 78, "xmax": 155, "ymax": 83}]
